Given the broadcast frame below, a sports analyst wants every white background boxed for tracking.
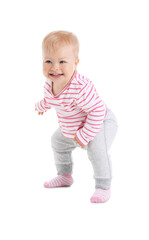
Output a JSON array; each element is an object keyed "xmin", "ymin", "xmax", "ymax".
[{"xmin": 0, "ymin": 0, "xmax": 149, "ymax": 239}]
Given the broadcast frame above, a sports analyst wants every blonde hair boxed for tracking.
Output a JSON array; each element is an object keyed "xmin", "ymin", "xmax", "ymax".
[{"xmin": 42, "ymin": 30, "xmax": 79, "ymax": 58}]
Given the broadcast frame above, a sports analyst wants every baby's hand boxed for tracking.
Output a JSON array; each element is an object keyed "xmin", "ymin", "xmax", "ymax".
[
  {"xmin": 35, "ymin": 108, "xmax": 45, "ymax": 115},
  {"xmin": 74, "ymin": 133, "xmax": 85, "ymax": 148},
  {"xmin": 38, "ymin": 112, "xmax": 44, "ymax": 115}
]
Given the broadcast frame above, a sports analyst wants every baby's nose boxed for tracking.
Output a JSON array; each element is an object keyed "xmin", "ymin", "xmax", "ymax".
[{"xmin": 51, "ymin": 63, "xmax": 59, "ymax": 71}]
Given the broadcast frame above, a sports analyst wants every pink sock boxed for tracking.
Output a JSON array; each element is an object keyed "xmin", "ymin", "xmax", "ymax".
[
  {"xmin": 44, "ymin": 174, "xmax": 73, "ymax": 188},
  {"xmin": 90, "ymin": 188, "xmax": 111, "ymax": 203}
]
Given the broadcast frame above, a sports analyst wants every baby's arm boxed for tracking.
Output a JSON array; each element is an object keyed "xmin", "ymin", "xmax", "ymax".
[
  {"xmin": 35, "ymin": 80, "xmax": 51, "ymax": 114},
  {"xmin": 75, "ymin": 81, "xmax": 107, "ymax": 147},
  {"xmin": 35, "ymin": 98, "xmax": 50, "ymax": 115}
]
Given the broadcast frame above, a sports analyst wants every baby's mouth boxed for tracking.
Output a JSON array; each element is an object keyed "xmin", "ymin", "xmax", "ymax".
[{"xmin": 49, "ymin": 73, "xmax": 64, "ymax": 78}]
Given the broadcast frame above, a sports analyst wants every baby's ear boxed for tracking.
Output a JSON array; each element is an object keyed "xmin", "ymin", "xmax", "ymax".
[{"xmin": 75, "ymin": 58, "xmax": 79, "ymax": 66}]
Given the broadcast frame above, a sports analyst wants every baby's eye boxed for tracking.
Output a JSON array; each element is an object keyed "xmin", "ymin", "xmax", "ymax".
[
  {"xmin": 60, "ymin": 61, "xmax": 66, "ymax": 64},
  {"xmin": 45, "ymin": 60, "xmax": 52, "ymax": 63}
]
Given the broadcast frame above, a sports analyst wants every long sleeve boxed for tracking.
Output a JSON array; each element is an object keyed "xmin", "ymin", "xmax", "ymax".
[
  {"xmin": 75, "ymin": 81, "xmax": 107, "ymax": 146},
  {"xmin": 35, "ymin": 98, "xmax": 51, "ymax": 112},
  {"xmin": 35, "ymin": 80, "xmax": 52, "ymax": 112}
]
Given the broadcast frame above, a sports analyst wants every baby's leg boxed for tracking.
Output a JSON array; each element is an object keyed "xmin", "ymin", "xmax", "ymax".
[
  {"xmin": 87, "ymin": 109, "xmax": 118, "ymax": 202},
  {"xmin": 44, "ymin": 128, "xmax": 76, "ymax": 188}
]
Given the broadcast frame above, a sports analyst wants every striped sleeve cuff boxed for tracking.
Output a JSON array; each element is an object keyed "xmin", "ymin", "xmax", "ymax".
[
  {"xmin": 75, "ymin": 129, "xmax": 89, "ymax": 147},
  {"xmin": 35, "ymin": 99, "xmax": 49, "ymax": 112}
]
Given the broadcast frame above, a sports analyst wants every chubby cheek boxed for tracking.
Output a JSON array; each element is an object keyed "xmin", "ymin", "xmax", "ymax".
[
  {"xmin": 63, "ymin": 65, "xmax": 73, "ymax": 76},
  {"xmin": 43, "ymin": 65, "xmax": 49, "ymax": 77}
]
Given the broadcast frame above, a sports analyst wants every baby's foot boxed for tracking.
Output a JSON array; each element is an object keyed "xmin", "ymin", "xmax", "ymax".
[
  {"xmin": 90, "ymin": 188, "xmax": 111, "ymax": 203},
  {"xmin": 44, "ymin": 174, "xmax": 73, "ymax": 188}
]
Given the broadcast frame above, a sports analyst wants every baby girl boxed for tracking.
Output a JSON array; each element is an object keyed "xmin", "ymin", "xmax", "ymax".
[{"xmin": 35, "ymin": 30, "xmax": 118, "ymax": 203}]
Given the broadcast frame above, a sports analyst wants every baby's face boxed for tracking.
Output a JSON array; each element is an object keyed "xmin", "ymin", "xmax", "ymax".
[{"xmin": 43, "ymin": 44, "xmax": 79, "ymax": 86}]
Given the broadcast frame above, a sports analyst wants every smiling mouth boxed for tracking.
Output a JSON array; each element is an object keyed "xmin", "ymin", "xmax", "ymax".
[{"xmin": 49, "ymin": 73, "xmax": 64, "ymax": 78}]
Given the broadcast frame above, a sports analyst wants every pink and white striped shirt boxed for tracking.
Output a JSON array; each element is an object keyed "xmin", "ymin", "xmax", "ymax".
[{"xmin": 35, "ymin": 71, "xmax": 107, "ymax": 147}]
